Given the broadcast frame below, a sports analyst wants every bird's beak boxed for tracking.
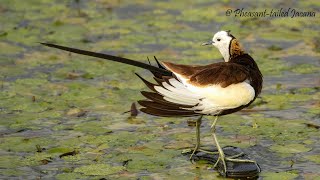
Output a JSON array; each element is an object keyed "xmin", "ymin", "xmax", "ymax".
[{"xmin": 201, "ymin": 40, "xmax": 214, "ymax": 46}]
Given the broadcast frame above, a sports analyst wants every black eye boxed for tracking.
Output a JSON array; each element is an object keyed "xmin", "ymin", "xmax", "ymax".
[{"xmin": 217, "ymin": 38, "xmax": 221, "ymax": 41}]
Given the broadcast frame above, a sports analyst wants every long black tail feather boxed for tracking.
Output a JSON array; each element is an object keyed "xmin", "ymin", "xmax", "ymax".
[
  {"xmin": 41, "ymin": 43, "xmax": 171, "ymax": 77},
  {"xmin": 41, "ymin": 43, "xmax": 199, "ymax": 117}
]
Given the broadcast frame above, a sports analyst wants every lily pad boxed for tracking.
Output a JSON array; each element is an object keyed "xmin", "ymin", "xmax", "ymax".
[
  {"xmin": 0, "ymin": 42, "xmax": 24, "ymax": 55},
  {"xmin": 305, "ymin": 154, "xmax": 320, "ymax": 164},
  {"xmin": 0, "ymin": 155, "xmax": 23, "ymax": 168},
  {"xmin": 270, "ymin": 144, "xmax": 312, "ymax": 154},
  {"xmin": 55, "ymin": 173, "xmax": 83, "ymax": 180},
  {"xmin": 74, "ymin": 164, "xmax": 125, "ymax": 176},
  {"xmin": 0, "ymin": 0, "xmax": 319, "ymax": 179},
  {"xmin": 261, "ymin": 171, "xmax": 299, "ymax": 180}
]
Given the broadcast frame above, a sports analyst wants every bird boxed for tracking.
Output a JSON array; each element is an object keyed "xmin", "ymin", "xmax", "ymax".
[{"xmin": 41, "ymin": 30, "xmax": 263, "ymax": 176}]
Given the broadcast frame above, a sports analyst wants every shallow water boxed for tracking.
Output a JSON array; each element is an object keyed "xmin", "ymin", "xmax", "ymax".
[{"xmin": 0, "ymin": 0, "xmax": 319, "ymax": 179}]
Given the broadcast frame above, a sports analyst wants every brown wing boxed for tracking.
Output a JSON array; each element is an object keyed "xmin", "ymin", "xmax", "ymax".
[
  {"xmin": 189, "ymin": 63, "xmax": 249, "ymax": 88},
  {"xmin": 161, "ymin": 61, "xmax": 210, "ymax": 79},
  {"xmin": 162, "ymin": 61, "xmax": 249, "ymax": 88}
]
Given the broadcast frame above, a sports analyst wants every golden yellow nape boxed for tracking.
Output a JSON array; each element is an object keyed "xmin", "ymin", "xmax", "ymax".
[{"xmin": 230, "ymin": 38, "xmax": 245, "ymax": 59}]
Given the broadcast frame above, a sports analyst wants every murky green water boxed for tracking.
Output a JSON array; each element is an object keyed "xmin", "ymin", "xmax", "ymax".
[{"xmin": 0, "ymin": 0, "xmax": 319, "ymax": 179}]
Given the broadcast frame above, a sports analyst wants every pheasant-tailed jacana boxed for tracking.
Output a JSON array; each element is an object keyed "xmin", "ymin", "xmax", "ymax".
[{"xmin": 41, "ymin": 30, "xmax": 263, "ymax": 175}]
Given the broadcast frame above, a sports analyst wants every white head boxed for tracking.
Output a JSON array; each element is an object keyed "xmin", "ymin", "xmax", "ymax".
[{"xmin": 202, "ymin": 30, "xmax": 243, "ymax": 62}]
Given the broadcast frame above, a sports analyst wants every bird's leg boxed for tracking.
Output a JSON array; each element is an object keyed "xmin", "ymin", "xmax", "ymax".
[
  {"xmin": 187, "ymin": 115, "xmax": 219, "ymax": 159},
  {"xmin": 211, "ymin": 115, "xmax": 219, "ymax": 129},
  {"xmin": 212, "ymin": 130, "xmax": 227, "ymax": 173},
  {"xmin": 211, "ymin": 116, "xmax": 259, "ymax": 176},
  {"xmin": 189, "ymin": 115, "xmax": 203, "ymax": 159},
  {"xmin": 210, "ymin": 116, "xmax": 227, "ymax": 172}
]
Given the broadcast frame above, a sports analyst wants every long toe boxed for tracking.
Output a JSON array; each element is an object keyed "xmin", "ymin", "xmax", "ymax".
[
  {"xmin": 220, "ymin": 158, "xmax": 261, "ymax": 178},
  {"xmin": 198, "ymin": 148, "xmax": 219, "ymax": 154},
  {"xmin": 219, "ymin": 147, "xmax": 260, "ymax": 178},
  {"xmin": 183, "ymin": 146, "xmax": 261, "ymax": 178},
  {"xmin": 182, "ymin": 146, "xmax": 219, "ymax": 160}
]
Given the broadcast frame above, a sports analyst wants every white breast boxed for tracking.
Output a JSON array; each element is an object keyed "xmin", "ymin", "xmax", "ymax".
[{"xmin": 185, "ymin": 82, "xmax": 255, "ymax": 114}]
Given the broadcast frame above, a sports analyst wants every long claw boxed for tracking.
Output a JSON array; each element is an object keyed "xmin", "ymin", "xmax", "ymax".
[
  {"xmin": 213, "ymin": 155, "xmax": 259, "ymax": 177},
  {"xmin": 225, "ymin": 157, "xmax": 261, "ymax": 173},
  {"xmin": 226, "ymin": 157, "xmax": 256, "ymax": 163},
  {"xmin": 227, "ymin": 152, "xmax": 244, "ymax": 159},
  {"xmin": 189, "ymin": 145, "xmax": 199, "ymax": 160}
]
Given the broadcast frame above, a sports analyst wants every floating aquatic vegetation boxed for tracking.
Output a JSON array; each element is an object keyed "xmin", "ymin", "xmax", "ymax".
[{"xmin": 0, "ymin": 0, "xmax": 319, "ymax": 179}]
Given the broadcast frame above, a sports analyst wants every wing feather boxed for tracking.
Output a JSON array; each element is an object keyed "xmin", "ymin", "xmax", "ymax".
[{"xmin": 138, "ymin": 60, "xmax": 253, "ymax": 117}]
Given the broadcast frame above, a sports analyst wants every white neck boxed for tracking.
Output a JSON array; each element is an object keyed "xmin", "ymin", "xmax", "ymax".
[{"xmin": 218, "ymin": 46, "xmax": 230, "ymax": 62}]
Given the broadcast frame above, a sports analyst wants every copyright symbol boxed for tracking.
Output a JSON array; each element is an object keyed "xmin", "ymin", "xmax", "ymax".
[{"xmin": 226, "ymin": 9, "xmax": 232, "ymax": 16}]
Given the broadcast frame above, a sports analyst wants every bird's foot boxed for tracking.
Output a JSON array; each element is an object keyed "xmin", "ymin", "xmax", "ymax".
[
  {"xmin": 182, "ymin": 147, "xmax": 219, "ymax": 160},
  {"xmin": 213, "ymin": 153, "xmax": 260, "ymax": 176},
  {"xmin": 213, "ymin": 154, "xmax": 260, "ymax": 177},
  {"xmin": 184, "ymin": 146, "xmax": 261, "ymax": 178}
]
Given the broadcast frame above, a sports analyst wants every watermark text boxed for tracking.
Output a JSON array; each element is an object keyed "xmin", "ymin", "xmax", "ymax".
[{"xmin": 225, "ymin": 8, "xmax": 316, "ymax": 18}]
